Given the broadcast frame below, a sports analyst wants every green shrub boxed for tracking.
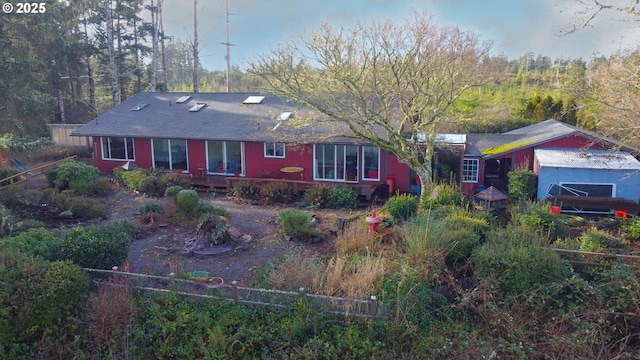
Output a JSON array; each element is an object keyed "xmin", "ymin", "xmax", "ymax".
[
  {"xmin": 328, "ymin": 186, "xmax": 358, "ymax": 209},
  {"xmin": 231, "ymin": 181, "xmax": 261, "ymax": 200},
  {"xmin": 165, "ymin": 185, "xmax": 186, "ymax": 198},
  {"xmin": 0, "ymin": 228, "xmax": 59, "ymax": 259},
  {"xmin": 277, "ymin": 209, "xmax": 324, "ymax": 240},
  {"xmin": 379, "ymin": 270, "xmax": 449, "ymax": 331},
  {"xmin": 0, "ymin": 167, "xmax": 20, "ymax": 186},
  {"xmin": 138, "ymin": 175, "xmax": 163, "ymax": 195},
  {"xmin": 0, "ymin": 203, "xmax": 12, "ymax": 236},
  {"xmin": 385, "ymin": 193, "xmax": 418, "ymax": 222},
  {"xmin": 198, "ymin": 214, "xmax": 230, "ymax": 246},
  {"xmin": 440, "ymin": 228, "xmax": 482, "ymax": 268},
  {"xmin": 472, "ymin": 225, "xmax": 569, "ymax": 296},
  {"xmin": 176, "ymin": 189, "xmax": 199, "ymax": 215},
  {"xmin": 116, "ymin": 168, "xmax": 148, "ymax": 191},
  {"xmin": 420, "ymin": 182, "xmax": 464, "ymax": 211},
  {"xmin": 139, "ymin": 200, "xmax": 164, "ymax": 215},
  {"xmin": 160, "ymin": 172, "xmax": 190, "ymax": 189},
  {"xmin": 621, "ymin": 216, "xmax": 640, "ymax": 241},
  {"xmin": 0, "ymin": 250, "xmax": 89, "ymax": 344},
  {"xmin": 507, "ymin": 167, "xmax": 537, "ymax": 203},
  {"xmin": 261, "ymin": 182, "xmax": 295, "ymax": 204},
  {"xmin": 52, "ymin": 220, "xmax": 134, "ymax": 269},
  {"xmin": 511, "ymin": 201, "xmax": 567, "ymax": 241},
  {"xmin": 303, "ymin": 185, "xmax": 332, "ymax": 208},
  {"xmin": 50, "ymin": 161, "xmax": 100, "ymax": 195},
  {"xmin": 93, "ymin": 177, "xmax": 111, "ymax": 195},
  {"xmin": 69, "ymin": 196, "xmax": 108, "ymax": 219},
  {"xmin": 12, "ymin": 219, "xmax": 45, "ymax": 233},
  {"xmin": 0, "ymin": 186, "xmax": 45, "ymax": 212}
]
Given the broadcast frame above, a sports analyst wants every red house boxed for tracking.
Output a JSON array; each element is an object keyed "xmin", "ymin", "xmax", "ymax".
[{"xmin": 71, "ymin": 92, "xmax": 635, "ymax": 198}]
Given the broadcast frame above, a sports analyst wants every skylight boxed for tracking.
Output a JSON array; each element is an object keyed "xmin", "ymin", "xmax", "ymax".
[
  {"xmin": 188, "ymin": 103, "xmax": 206, "ymax": 112},
  {"xmin": 130, "ymin": 102, "xmax": 149, "ymax": 111},
  {"xmin": 176, "ymin": 95, "xmax": 191, "ymax": 103},
  {"xmin": 243, "ymin": 95, "xmax": 265, "ymax": 104},
  {"xmin": 279, "ymin": 111, "xmax": 293, "ymax": 121}
]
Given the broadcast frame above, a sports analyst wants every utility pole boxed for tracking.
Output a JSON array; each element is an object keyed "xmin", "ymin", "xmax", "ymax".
[
  {"xmin": 193, "ymin": 0, "xmax": 200, "ymax": 93},
  {"xmin": 221, "ymin": 0, "xmax": 234, "ymax": 92}
]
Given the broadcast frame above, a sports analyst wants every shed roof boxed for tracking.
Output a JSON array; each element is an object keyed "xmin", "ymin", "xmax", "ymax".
[{"xmin": 535, "ymin": 148, "xmax": 640, "ymax": 170}]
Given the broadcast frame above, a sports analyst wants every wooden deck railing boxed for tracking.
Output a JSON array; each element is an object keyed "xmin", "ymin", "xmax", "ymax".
[{"xmin": 0, "ymin": 155, "xmax": 78, "ymax": 191}]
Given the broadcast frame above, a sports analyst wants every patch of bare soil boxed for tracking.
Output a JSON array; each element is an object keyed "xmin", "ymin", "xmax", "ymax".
[{"xmin": 104, "ymin": 187, "xmax": 354, "ymax": 286}]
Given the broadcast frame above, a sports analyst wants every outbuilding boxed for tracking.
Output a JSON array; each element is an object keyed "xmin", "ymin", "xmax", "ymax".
[{"xmin": 534, "ymin": 148, "xmax": 640, "ymax": 208}]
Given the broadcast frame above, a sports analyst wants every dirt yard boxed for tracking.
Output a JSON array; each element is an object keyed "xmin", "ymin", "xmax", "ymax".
[{"xmin": 104, "ymin": 187, "xmax": 353, "ymax": 286}]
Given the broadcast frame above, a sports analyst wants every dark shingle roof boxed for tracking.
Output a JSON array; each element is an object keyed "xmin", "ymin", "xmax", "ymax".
[{"xmin": 72, "ymin": 92, "xmax": 346, "ymax": 143}]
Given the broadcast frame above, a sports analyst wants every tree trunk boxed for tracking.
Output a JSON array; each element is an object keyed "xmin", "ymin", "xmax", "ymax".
[
  {"xmin": 150, "ymin": 0, "xmax": 158, "ymax": 92},
  {"xmin": 105, "ymin": 0, "xmax": 119, "ymax": 106}
]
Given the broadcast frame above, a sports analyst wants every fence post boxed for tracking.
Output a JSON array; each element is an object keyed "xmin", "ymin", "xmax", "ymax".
[
  {"xmin": 231, "ymin": 281, "xmax": 239, "ymax": 303},
  {"xmin": 169, "ymin": 272, "xmax": 176, "ymax": 291},
  {"xmin": 369, "ymin": 295, "xmax": 378, "ymax": 318}
]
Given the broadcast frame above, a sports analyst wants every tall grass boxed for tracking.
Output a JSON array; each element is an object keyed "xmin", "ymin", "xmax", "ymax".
[
  {"xmin": 402, "ymin": 215, "xmax": 449, "ymax": 278},
  {"xmin": 322, "ymin": 253, "xmax": 386, "ymax": 298},
  {"xmin": 336, "ymin": 221, "xmax": 379, "ymax": 255}
]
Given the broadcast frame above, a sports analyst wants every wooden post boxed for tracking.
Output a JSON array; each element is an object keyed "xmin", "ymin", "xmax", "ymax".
[
  {"xmin": 231, "ymin": 280, "xmax": 239, "ymax": 302},
  {"xmin": 369, "ymin": 295, "xmax": 378, "ymax": 318},
  {"xmin": 169, "ymin": 272, "xmax": 176, "ymax": 291}
]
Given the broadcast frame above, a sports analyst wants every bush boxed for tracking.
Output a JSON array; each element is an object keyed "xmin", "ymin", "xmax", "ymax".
[
  {"xmin": 0, "ymin": 203, "xmax": 12, "ymax": 236},
  {"xmin": 261, "ymin": 182, "xmax": 295, "ymax": 205},
  {"xmin": 303, "ymin": 185, "xmax": 332, "ymax": 208},
  {"xmin": 328, "ymin": 186, "xmax": 358, "ymax": 209},
  {"xmin": 472, "ymin": 225, "xmax": 569, "ymax": 296},
  {"xmin": 385, "ymin": 193, "xmax": 418, "ymax": 222},
  {"xmin": 138, "ymin": 175, "xmax": 163, "ymax": 196},
  {"xmin": 165, "ymin": 185, "xmax": 186, "ymax": 198},
  {"xmin": 139, "ymin": 200, "xmax": 164, "ymax": 215},
  {"xmin": 0, "ymin": 167, "xmax": 20, "ymax": 186},
  {"xmin": 115, "ymin": 168, "xmax": 148, "ymax": 191},
  {"xmin": 49, "ymin": 161, "xmax": 100, "ymax": 195},
  {"xmin": 197, "ymin": 214, "xmax": 230, "ymax": 246},
  {"xmin": 507, "ymin": 166, "xmax": 537, "ymax": 203},
  {"xmin": 231, "ymin": 181, "xmax": 261, "ymax": 200},
  {"xmin": 160, "ymin": 172, "xmax": 190, "ymax": 189},
  {"xmin": 0, "ymin": 250, "xmax": 89, "ymax": 344},
  {"xmin": 93, "ymin": 177, "xmax": 111, "ymax": 195},
  {"xmin": 420, "ymin": 182, "xmax": 464, "ymax": 211},
  {"xmin": 69, "ymin": 196, "xmax": 108, "ymax": 219},
  {"xmin": 176, "ymin": 189, "xmax": 199, "ymax": 215},
  {"xmin": 621, "ymin": 216, "xmax": 640, "ymax": 241},
  {"xmin": 277, "ymin": 209, "xmax": 324, "ymax": 241},
  {"xmin": 52, "ymin": 220, "xmax": 135, "ymax": 269},
  {"xmin": 511, "ymin": 201, "xmax": 567, "ymax": 241},
  {"xmin": 0, "ymin": 228, "xmax": 59, "ymax": 259}
]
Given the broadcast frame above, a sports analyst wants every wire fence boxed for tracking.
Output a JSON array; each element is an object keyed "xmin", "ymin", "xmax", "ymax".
[{"xmin": 85, "ymin": 268, "xmax": 380, "ymax": 319}]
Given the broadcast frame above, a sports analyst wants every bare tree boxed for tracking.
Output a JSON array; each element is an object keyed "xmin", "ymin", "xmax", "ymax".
[
  {"xmin": 590, "ymin": 51, "xmax": 640, "ymax": 149},
  {"xmin": 250, "ymin": 11, "xmax": 495, "ymax": 198},
  {"xmin": 562, "ymin": 0, "xmax": 640, "ymax": 34}
]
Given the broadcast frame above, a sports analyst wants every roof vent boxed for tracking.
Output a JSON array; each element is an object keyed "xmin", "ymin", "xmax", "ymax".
[
  {"xmin": 176, "ymin": 95, "xmax": 191, "ymax": 103},
  {"xmin": 279, "ymin": 111, "xmax": 293, "ymax": 121},
  {"xmin": 188, "ymin": 103, "xmax": 206, "ymax": 112},
  {"xmin": 243, "ymin": 95, "xmax": 265, "ymax": 104},
  {"xmin": 131, "ymin": 102, "xmax": 149, "ymax": 111}
]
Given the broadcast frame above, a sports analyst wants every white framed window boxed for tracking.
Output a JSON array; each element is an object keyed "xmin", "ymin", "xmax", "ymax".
[
  {"xmin": 313, "ymin": 144, "xmax": 359, "ymax": 182},
  {"xmin": 206, "ymin": 140, "xmax": 244, "ymax": 175},
  {"xmin": 362, "ymin": 146, "xmax": 380, "ymax": 181},
  {"xmin": 152, "ymin": 139, "xmax": 187, "ymax": 171},
  {"xmin": 264, "ymin": 142, "xmax": 285, "ymax": 158},
  {"xmin": 101, "ymin": 137, "xmax": 135, "ymax": 161},
  {"xmin": 463, "ymin": 158, "xmax": 479, "ymax": 183}
]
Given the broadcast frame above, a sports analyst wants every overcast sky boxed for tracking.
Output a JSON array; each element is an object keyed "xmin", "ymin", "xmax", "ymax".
[{"xmin": 158, "ymin": 0, "xmax": 640, "ymax": 71}]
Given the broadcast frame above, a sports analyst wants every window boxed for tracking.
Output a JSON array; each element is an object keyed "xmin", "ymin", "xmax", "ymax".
[
  {"xmin": 314, "ymin": 144, "xmax": 358, "ymax": 182},
  {"xmin": 463, "ymin": 158, "xmax": 479, "ymax": 183},
  {"xmin": 152, "ymin": 139, "xmax": 187, "ymax": 171},
  {"xmin": 207, "ymin": 141, "xmax": 244, "ymax": 175},
  {"xmin": 362, "ymin": 146, "xmax": 380, "ymax": 181},
  {"xmin": 264, "ymin": 142, "xmax": 285, "ymax": 158},
  {"xmin": 101, "ymin": 137, "xmax": 135, "ymax": 161}
]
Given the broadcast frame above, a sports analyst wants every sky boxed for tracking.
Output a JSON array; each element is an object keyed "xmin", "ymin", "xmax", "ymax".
[{"xmin": 158, "ymin": 0, "xmax": 640, "ymax": 71}]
